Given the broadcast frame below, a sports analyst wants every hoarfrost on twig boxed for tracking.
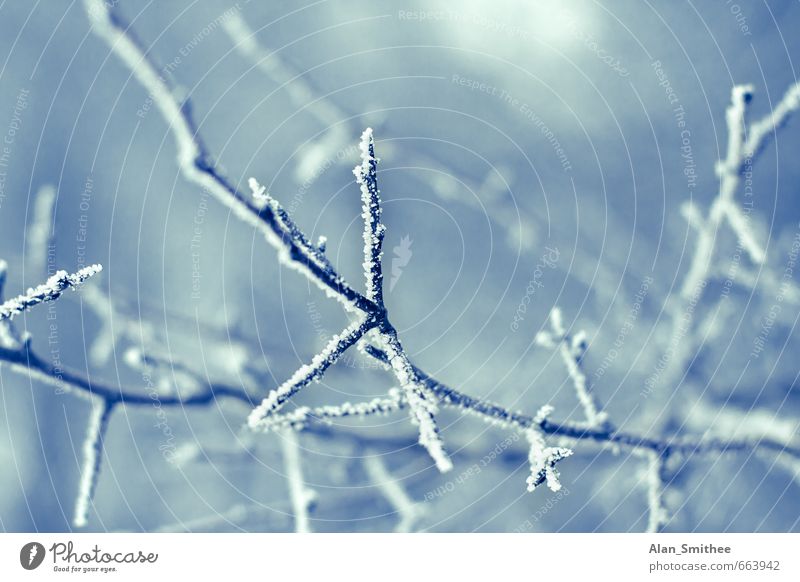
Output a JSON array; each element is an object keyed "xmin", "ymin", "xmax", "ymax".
[
  {"xmin": 280, "ymin": 430, "xmax": 316, "ymax": 533},
  {"xmin": 0, "ymin": 265, "xmax": 102, "ymax": 321},
  {"xmin": 73, "ymin": 399, "xmax": 114, "ymax": 528}
]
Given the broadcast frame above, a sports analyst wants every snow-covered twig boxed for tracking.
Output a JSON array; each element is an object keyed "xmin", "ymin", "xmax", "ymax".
[
  {"xmin": 280, "ymin": 430, "xmax": 316, "ymax": 533},
  {"xmin": 0, "ymin": 261, "xmax": 26, "ymax": 351},
  {"xmin": 743, "ymin": 81, "xmax": 800, "ymax": 161},
  {"xmin": 0, "ymin": 265, "xmax": 102, "ymax": 321},
  {"xmin": 11, "ymin": 4, "xmax": 795, "ymax": 530},
  {"xmin": 680, "ymin": 83, "xmax": 797, "ymax": 300},
  {"xmin": 73, "ymin": 398, "xmax": 114, "ymax": 528},
  {"xmin": 360, "ymin": 344, "xmax": 800, "ymax": 460},
  {"xmin": 248, "ymin": 317, "xmax": 378, "ymax": 430},
  {"xmin": 354, "ymin": 128, "xmax": 386, "ymax": 308},
  {"xmin": 684, "ymin": 398, "xmax": 800, "ymax": 446},
  {"xmin": 253, "ymin": 389, "xmax": 404, "ymax": 432},
  {"xmin": 364, "ymin": 453, "xmax": 425, "ymax": 532},
  {"xmin": 535, "ymin": 307, "xmax": 608, "ymax": 428},
  {"xmin": 524, "ymin": 406, "xmax": 573, "ymax": 492},
  {"xmin": 374, "ymin": 329, "xmax": 452, "ymax": 473},
  {"xmin": 643, "ymin": 451, "xmax": 669, "ymax": 533},
  {"xmin": 83, "ymin": 0, "xmax": 370, "ymax": 313}
]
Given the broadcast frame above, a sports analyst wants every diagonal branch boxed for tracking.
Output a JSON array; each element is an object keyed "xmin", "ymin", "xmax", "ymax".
[
  {"xmin": 0, "ymin": 265, "xmax": 102, "ymax": 321},
  {"xmin": 535, "ymin": 307, "xmax": 608, "ymax": 428},
  {"xmin": 250, "ymin": 389, "xmax": 404, "ymax": 432},
  {"xmin": 374, "ymin": 329, "xmax": 452, "ymax": 473},
  {"xmin": 279, "ymin": 429, "xmax": 316, "ymax": 533},
  {"xmin": 247, "ymin": 317, "xmax": 378, "ymax": 430},
  {"xmin": 364, "ymin": 452, "xmax": 425, "ymax": 532},
  {"xmin": 73, "ymin": 399, "xmax": 115, "ymax": 527},
  {"xmin": 82, "ymin": 0, "xmax": 371, "ymax": 313}
]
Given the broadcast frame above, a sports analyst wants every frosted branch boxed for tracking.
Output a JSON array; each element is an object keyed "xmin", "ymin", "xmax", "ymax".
[
  {"xmin": 280, "ymin": 430, "xmax": 316, "ymax": 533},
  {"xmin": 643, "ymin": 451, "xmax": 669, "ymax": 533},
  {"xmin": 0, "ymin": 261, "xmax": 27, "ymax": 351},
  {"xmin": 524, "ymin": 406, "xmax": 573, "ymax": 492},
  {"xmin": 253, "ymin": 389, "xmax": 404, "ymax": 432},
  {"xmin": 536, "ymin": 308, "xmax": 608, "ymax": 428},
  {"xmin": 680, "ymin": 83, "xmax": 797, "ymax": 300},
  {"xmin": 354, "ymin": 128, "xmax": 386, "ymax": 307},
  {"xmin": 357, "ymin": 344, "xmax": 800, "ymax": 463},
  {"xmin": 684, "ymin": 399, "xmax": 800, "ymax": 446},
  {"xmin": 364, "ymin": 453, "xmax": 425, "ymax": 532},
  {"xmin": 743, "ymin": 81, "xmax": 800, "ymax": 161},
  {"xmin": 74, "ymin": 399, "xmax": 115, "ymax": 527},
  {"xmin": 375, "ymin": 330, "xmax": 452, "ymax": 473},
  {"xmin": 0, "ymin": 265, "xmax": 102, "ymax": 321},
  {"xmin": 248, "ymin": 317, "xmax": 377, "ymax": 430},
  {"xmin": 83, "ymin": 0, "xmax": 370, "ymax": 312}
]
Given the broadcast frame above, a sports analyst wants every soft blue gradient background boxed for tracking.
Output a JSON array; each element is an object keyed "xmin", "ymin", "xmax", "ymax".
[{"xmin": 1, "ymin": 0, "xmax": 799, "ymax": 532}]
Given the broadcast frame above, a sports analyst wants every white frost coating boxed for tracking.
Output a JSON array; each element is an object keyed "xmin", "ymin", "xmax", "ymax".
[
  {"xmin": 257, "ymin": 388, "xmax": 404, "ymax": 431},
  {"xmin": 536, "ymin": 308, "xmax": 607, "ymax": 427},
  {"xmin": 0, "ymin": 261, "xmax": 25, "ymax": 351},
  {"xmin": 644, "ymin": 451, "xmax": 669, "ymax": 533},
  {"xmin": 248, "ymin": 317, "xmax": 373, "ymax": 429},
  {"xmin": 679, "ymin": 82, "xmax": 799, "ymax": 301},
  {"xmin": 377, "ymin": 332, "xmax": 452, "ymax": 473},
  {"xmin": 74, "ymin": 399, "xmax": 114, "ymax": 527},
  {"xmin": 684, "ymin": 398, "xmax": 800, "ymax": 446},
  {"xmin": 743, "ymin": 81, "xmax": 800, "ymax": 161},
  {"xmin": 354, "ymin": 128, "xmax": 386, "ymax": 306},
  {"xmin": 364, "ymin": 453, "xmax": 425, "ymax": 532},
  {"xmin": 280, "ymin": 430, "xmax": 316, "ymax": 533},
  {"xmin": 27, "ymin": 184, "xmax": 57, "ymax": 277},
  {"xmin": 0, "ymin": 264, "xmax": 102, "ymax": 321},
  {"xmin": 84, "ymin": 0, "xmax": 363, "ymax": 313},
  {"xmin": 525, "ymin": 405, "xmax": 573, "ymax": 492},
  {"xmin": 248, "ymin": 177, "xmax": 340, "ymax": 285}
]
